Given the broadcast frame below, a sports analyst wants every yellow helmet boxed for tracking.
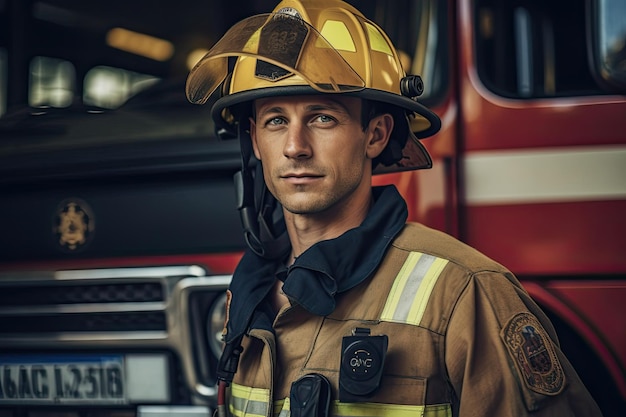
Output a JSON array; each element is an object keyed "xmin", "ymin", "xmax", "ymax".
[{"xmin": 186, "ymin": 0, "xmax": 440, "ymax": 172}]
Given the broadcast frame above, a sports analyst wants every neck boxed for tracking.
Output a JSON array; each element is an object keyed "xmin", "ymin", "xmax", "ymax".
[{"xmin": 284, "ymin": 189, "xmax": 374, "ymax": 263}]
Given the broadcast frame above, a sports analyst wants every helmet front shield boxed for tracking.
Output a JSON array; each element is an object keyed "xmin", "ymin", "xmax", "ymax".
[{"xmin": 186, "ymin": 13, "xmax": 365, "ymax": 104}]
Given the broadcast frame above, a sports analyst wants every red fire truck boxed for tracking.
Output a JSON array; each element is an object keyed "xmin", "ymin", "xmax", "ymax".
[
  {"xmin": 0, "ymin": 0, "xmax": 624, "ymax": 416},
  {"xmin": 373, "ymin": 1, "xmax": 626, "ymax": 414}
]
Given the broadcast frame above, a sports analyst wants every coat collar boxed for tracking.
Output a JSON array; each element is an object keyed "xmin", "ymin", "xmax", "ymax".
[{"xmin": 225, "ymin": 185, "xmax": 408, "ymax": 342}]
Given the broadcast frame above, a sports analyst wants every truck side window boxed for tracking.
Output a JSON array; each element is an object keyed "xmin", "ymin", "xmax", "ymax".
[
  {"xmin": 590, "ymin": 0, "xmax": 626, "ymax": 91},
  {"xmin": 475, "ymin": 0, "xmax": 599, "ymax": 98}
]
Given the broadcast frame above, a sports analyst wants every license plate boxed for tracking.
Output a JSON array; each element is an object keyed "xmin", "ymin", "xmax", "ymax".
[{"xmin": 0, "ymin": 354, "xmax": 126, "ymax": 404}]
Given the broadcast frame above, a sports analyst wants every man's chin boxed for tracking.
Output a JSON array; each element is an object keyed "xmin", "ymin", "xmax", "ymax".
[{"xmin": 281, "ymin": 197, "xmax": 327, "ymax": 216}]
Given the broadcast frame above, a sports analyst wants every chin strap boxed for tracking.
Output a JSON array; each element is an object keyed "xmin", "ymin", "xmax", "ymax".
[{"xmin": 234, "ymin": 119, "xmax": 290, "ymax": 260}]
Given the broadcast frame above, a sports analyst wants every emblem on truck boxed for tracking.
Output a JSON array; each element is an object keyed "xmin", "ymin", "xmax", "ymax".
[{"xmin": 53, "ymin": 198, "xmax": 95, "ymax": 251}]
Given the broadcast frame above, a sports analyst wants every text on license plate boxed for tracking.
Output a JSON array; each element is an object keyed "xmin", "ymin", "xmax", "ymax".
[{"xmin": 0, "ymin": 355, "xmax": 126, "ymax": 404}]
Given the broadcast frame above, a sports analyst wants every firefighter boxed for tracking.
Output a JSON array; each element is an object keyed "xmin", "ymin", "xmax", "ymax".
[{"xmin": 186, "ymin": 0, "xmax": 603, "ymax": 415}]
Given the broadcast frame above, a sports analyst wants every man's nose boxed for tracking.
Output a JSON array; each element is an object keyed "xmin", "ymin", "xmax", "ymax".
[{"xmin": 283, "ymin": 123, "xmax": 312, "ymax": 159}]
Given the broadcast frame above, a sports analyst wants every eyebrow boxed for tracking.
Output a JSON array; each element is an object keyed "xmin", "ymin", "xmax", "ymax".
[
  {"xmin": 306, "ymin": 101, "xmax": 350, "ymax": 114},
  {"xmin": 256, "ymin": 99, "xmax": 352, "ymax": 118}
]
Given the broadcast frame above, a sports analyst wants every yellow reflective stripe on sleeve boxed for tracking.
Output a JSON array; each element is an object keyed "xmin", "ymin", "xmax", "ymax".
[
  {"xmin": 276, "ymin": 397, "xmax": 451, "ymax": 417},
  {"xmin": 229, "ymin": 383, "xmax": 270, "ymax": 417},
  {"xmin": 275, "ymin": 397, "xmax": 289, "ymax": 417},
  {"xmin": 332, "ymin": 401, "xmax": 452, "ymax": 417},
  {"xmin": 381, "ymin": 252, "xmax": 449, "ymax": 326}
]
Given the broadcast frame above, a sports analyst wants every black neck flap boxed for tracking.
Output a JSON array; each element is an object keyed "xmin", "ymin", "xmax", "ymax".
[{"xmin": 224, "ymin": 185, "xmax": 408, "ymax": 343}]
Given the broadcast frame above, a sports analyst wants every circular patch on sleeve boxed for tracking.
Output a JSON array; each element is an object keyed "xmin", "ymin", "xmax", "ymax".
[{"xmin": 502, "ymin": 312, "xmax": 565, "ymax": 396}]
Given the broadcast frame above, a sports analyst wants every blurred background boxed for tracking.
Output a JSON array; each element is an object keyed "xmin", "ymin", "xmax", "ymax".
[
  {"xmin": 0, "ymin": 0, "xmax": 280, "ymax": 114},
  {"xmin": 0, "ymin": 1, "xmax": 624, "ymax": 416}
]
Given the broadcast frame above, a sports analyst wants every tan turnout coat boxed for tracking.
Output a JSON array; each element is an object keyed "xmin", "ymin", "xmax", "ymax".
[{"xmin": 228, "ymin": 222, "xmax": 602, "ymax": 417}]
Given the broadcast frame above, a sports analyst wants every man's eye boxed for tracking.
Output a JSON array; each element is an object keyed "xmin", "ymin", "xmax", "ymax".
[
  {"xmin": 266, "ymin": 117, "xmax": 285, "ymax": 126},
  {"xmin": 315, "ymin": 114, "xmax": 335, "ymax": 123}
]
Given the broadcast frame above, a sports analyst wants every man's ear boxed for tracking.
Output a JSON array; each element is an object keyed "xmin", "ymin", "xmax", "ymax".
[
  {"xmin": 366, "ymin": 113, "xmax": 394, "ymax": 159},
  {"xmin": 249, "ymin": 117, "xmax": 262, "ymax": 160}
]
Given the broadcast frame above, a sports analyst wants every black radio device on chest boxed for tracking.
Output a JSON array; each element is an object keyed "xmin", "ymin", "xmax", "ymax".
[{"xmin": 339, "ymin": 327, "xmax": 388, "ymax": 402}]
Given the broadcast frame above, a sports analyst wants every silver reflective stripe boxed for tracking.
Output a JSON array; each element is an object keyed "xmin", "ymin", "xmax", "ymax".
[
  {"xmin": 393, "ymin": 253, "xmax": 437, "ymax": 322},
  {"xmin": 381, "ymin": 252, "xmax": 449, "ymax": 326},
  {"xmin": 230, "ymin": 383, "xmax": 270, "ymax": 417},
  {"xmin": 231, "ymin": 397, "xmax": 268, "ymax": 417}
]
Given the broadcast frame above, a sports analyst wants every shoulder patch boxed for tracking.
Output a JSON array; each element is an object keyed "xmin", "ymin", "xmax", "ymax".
[{"xmin": 501, "ymin": 312, "xmax": 565, "ymax": 396}]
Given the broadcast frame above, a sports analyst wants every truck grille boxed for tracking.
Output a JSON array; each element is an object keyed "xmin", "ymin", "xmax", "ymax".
[
  {"xmin": 0, "ymin": 265, "xmax": 232, "ymax": 409},
  {"xmin": 0, "ymin": 311, "xmax": 166, "ymax": 333},
  {"xmin": 0, "ymin": 282, "xmax": 164, "ymax": 306},
  {"xmin": 0, "ymin": 265, "xmax": 205, "ymax": 336}
]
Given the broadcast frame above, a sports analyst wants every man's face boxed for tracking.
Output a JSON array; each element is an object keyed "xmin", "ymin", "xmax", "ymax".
[{"xmin": 249, "ymin": 95, "xmax": 388, "ymax": 216}]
